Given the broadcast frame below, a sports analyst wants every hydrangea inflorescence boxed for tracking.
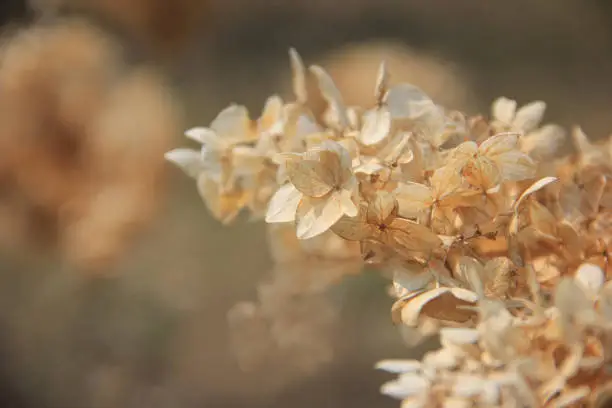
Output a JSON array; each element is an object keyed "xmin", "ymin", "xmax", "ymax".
[{"xmin": 167, "ymin": 49, "xmax": 612, "ymax": 407}]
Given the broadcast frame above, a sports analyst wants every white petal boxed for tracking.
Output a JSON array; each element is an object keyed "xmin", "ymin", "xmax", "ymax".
[
  {"xmin": 575, "ymin": 263, "xmax": 604, "ymax": 295},
  {"xmin": 165, "ymin": 148, "xmax": 203, "ymax": 178},
  {"xmin": 289, "ymin": 48, "xmax": 307, "ymax": 103},
  {"xmin": 185, "ymin": 127, "xmax": 219, "ymax": 145},
  {"xmin": 265, "ymin": 184, "xmax": 302, "ymax": 223},
  {"xmin": 512, "ymin": 100, "xmax": 546, "ymax": 132},
  {"xmin": 210, "ymin": 104, "xmax": 251, "ymax": 140},
  {"xmin": 491, "ymin": 97, "xmax": 517, "ymax": 124},
  {"xmin": 375, "ymin": 359, "xmax": 421, "ymax": 374},
  {"xmin": 380, "ymin": 374, "xmax": 429, "ymax": 399}
]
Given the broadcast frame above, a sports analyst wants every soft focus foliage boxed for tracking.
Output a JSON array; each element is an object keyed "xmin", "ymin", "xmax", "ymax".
[{"xmin": 168, "ymin": 49, "xmax": 612, "ymax": 407}]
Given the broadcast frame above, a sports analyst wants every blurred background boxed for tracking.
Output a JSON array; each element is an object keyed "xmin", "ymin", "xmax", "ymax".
[{"xmin": 0, "ymin": 0, "xmax": 610, "ymax": 407}]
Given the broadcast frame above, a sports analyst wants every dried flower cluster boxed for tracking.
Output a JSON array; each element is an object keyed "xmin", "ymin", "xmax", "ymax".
[
  {"xmin": 167, "ymin": 49, "xmax": 612, "ymax": 406},
  {"xmin": 0, "ymin": 19, "xmax": 181, "ymax": 268}
]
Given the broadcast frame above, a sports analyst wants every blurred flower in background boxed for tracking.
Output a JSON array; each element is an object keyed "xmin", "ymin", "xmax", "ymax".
[{"xmin": 0, "ymin": 19, "xmax": 181, "ymax": 268}]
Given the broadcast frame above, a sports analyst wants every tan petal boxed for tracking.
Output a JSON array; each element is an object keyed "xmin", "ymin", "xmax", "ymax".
[
  {"xmin": 296, "ymin": 195, "xmax": 344, "ymax": 240},
  {"xmin": 366, "ymin": 191, "xmax": 398, "ymax": 225},
  {"xmin": 456, "ymin": 256, "xmax": 485, "ymax": 296},
  {"xmin": 400, "ymin": 287, "xmax": 478, "ymax": 326},
  {"xmin": 330, "ymin": 203, "xmax": 372, "ymax": 241},
  {"xmin": 388, "ymin": 218, "xmax": 442, "ymax": 254},
  {"xmin": 513, "ymin": 176, "xmax": 558, "ymax": 212},
  {"xmin": 491, "ymin": 97, "xmax": 517, "ymax": 124},
  {"xmin": 265, "ymin": 183, "xmax": 303, "ymax": 223}
]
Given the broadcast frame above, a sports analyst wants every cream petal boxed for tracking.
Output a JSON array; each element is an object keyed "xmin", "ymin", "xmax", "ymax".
[
  {"xmin": 360, "ymin": 107, "xmax": 392, "ymax": 146},
  {"xmin": 491, "ymin": 97, "xmax": 517, "ymax": 124},
  {"xmin": 296, "ymin": 195, "xmax": 344, "ymax": 240},
  {"xmin": 289, "ymin": 48, "xmax": 307, "ymax": 103},
  {"xmin": 184, "ymin": 127, "xmax": 219, "ymax": 145},
  {"xmin": 265, "ymin": 183, "xmax": 303, "ymax": 223},
  {"xmin": 512, "ymin": 100, "xmax": 546, "ymax": 132},
  {"xmin": 165, "ymin": 148, "xmax": 203, "ymax": 178},
  {"xmin": 211, "ymin": 104, "xmax": 252, "ymax": 140}
]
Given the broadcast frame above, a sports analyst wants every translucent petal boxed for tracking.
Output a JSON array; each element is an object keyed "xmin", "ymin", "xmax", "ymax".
[
  {"xmin": 331, "ymin": 205, "xmax": 374, "ymax": 241},
  {"xmin": 184, "ymin": 126, "xmax": 218, "ymax": 145},
  {"xmin": 210, "ymin": 104, "xmax": 253, "ymax": 141},
  {"xmin": 388, "ymin": 218, "xmax": 442, "ymax": 253},
  {"xmin": 164, "ymin": 148, "xmax": 203, "ymax": 178},
  {"xmin": 512, "ymin": 100, "xmax": 546, "ymax": 132},
  {"xmin": 360, "ymin": 107, "xmax": 392, "ymax": 146},
  {"xmin": 491, "ymin": 97, "xmax": 517, "ymax": 124},
  {"xmin": 296, "ymin": 195, "xmax": 344, "ymax": 240},
  {"xmin": 366, "ymin": 191, "xmax": 397, "ymax": 225},
  {"xmin": 286, "ymin": 157, "xmax": 335, "ymax": 197},
  {"xmin": 289, "ymin": 48, "xmax": 307, "ymax": 103},
  {"xmin": 479, "ymin": 132, "xmax": 520, "ymax": 156},
  {"xmin": 385, "ymin": 83, "xmax": 433, "ymax": 119},
  {"xmin": 265, "ymin": 183, "xmax": 303, "ymax": 223},
  {"xmin": 395, "ymin": 182, "xmax": 434, "ymax": 216},
  {"xmin": 310, "ymin": 65, "xmax": 349, "ymax": 129}
]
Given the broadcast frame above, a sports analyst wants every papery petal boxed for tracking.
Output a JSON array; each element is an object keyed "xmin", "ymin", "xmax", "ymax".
[
  {"xmin": 310, "ymin": 65, "xmax": 349, "ymax": 130},
  {"xmin": 375, "ymin": 359, "xmax": 421, "ymax": 374},
  {"xmin": 491, "ymin": 97, "xmax": 517, "ymax": 124},
  {"xmin": 289, "ymin": 48, "xmax": 307, "ymax": 104},
  {"xmin": 400, "ymin": 287, "xmax": 478, "ymax": 326},
  {"xmin": 296, "ymin": 195, "xmax": 344, "ymax": 240},
  {"xmin": 360, "ymin": 107, "xmax": 392, "ymax": 145},
  {"xmin": 366, "ymin": 191, "xmax": 397, "ymax": 225},
  {"xmin": 265, "ymin": 183, "xmax": 303, "ymax": 223},
  {"xmin": 395, "ymin": 182, "xmax": 434, "ymax": 217},
  {"xmin": 287, "ymin": 157, "xmax": 335, "ymax": 197},
  {"xmin": 521, "ymin": 124, "xmax": 566, "ymax": 160},
  {"xmin": 185, "ymin": 127, "xmax": 218, "ymax": 145},
  {"xmin": 478, "ymin": 132, "xmax": 520, "ymax": 156},
  {"xmin": 388, "ymin": 218, "xmax": 442, "ymax": 253},
  {"xmin": 331, "ymin": 203, "xmax": 373, "ymax": 241},
  {"xmin": 258, "ymin": 95, "xmax": 284, "ymax": 132},
  {"xmin": 512, "ymin": 100, "xmax": 546, "ymax": 132},
  {"xmin": 165, "ymin": 148, "xmax": 203, "ymax": 178},
  {"xmin": 210, "ymin": 104, "xmax": 253, "ymax": 141}
]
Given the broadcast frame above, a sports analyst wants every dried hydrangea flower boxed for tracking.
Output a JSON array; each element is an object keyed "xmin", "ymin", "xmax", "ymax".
[{"xmin": 166, "ymin": 48, "xmax": 612, "ymax": 406}]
